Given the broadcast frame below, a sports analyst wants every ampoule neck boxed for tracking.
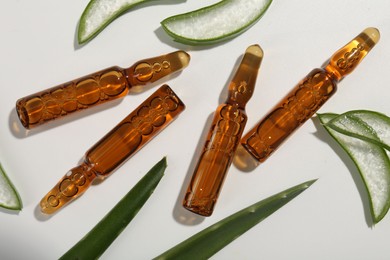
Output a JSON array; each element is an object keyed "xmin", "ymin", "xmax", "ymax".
[
  {"xmin": 226, "ymin": 44, "xmax": 263, "ymax": 108},
  {"xmin": 324, "ymin": 27, "xmax": 380, "ymax": 82},
  {"xmin": 40, "ymin": 163, "xmax": 97, "ymax": 214},
  {"xmin": 226, "ymin": 81, "xmax": 252, "ymax": 110},
  {"xmin": 125, "ymin": 50, "xmax": 190, "ymax": 86}
]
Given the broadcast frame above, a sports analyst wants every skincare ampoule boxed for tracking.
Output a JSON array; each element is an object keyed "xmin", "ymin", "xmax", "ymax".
[
  {"xmin": 16, "ymin": 51, "xmax": 190, "ymax": 129},
  {"xmin": 40, "ymin": 85, "xmax": 185, "ymax": 214},
  {"xmin": 183, "ymin": 45, "xmax": 263, "ymax": 216},
  {"xmin": 237, "ymin": 28, "xmax": 380, "ymax": 169}
]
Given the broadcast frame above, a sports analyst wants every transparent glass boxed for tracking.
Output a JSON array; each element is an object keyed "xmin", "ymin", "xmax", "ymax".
[
  {"xmin": 40, "ymin": 85, "xmax": 185, "ymax": 214},
  {"xmin": 16, "ymin": 51, "xmax": 190, "ymax": 129},
  {"xmin": 238, "ymin": 28, "xmax": 380, "ymax": 168},
  {"xmin": 183, "ymin": 45, "xmax": 264, "ymax": 216}
]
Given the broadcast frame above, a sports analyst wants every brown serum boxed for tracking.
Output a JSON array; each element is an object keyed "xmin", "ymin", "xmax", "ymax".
[
  {"xmin": 16, "ymin": 51, "xmax": 190, "ymax": 129},
  {"xmin": 236, "ymin": 28, "xmax": 380, "ymax": 170},
  {"xmin": 183, "ymin": 45, "xmax": 264, "ymax": 216},
  {"xmin": 40, "ymin": 85, "xmax": 185, "ymax": 214}
]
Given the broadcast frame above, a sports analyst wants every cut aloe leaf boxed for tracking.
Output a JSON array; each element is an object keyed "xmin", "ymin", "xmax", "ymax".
[
  {"xmin": 318, "ymin": 113, "xmax": 390, "ymax": 223},
  {"xmin": 161, "ymin": 0, "xmax": 273, "ymax": 45},
  {"xmin": 325, "ymin": 110, "xmax": 390, "ymax": 151},
  {"xmin": 0, "ymin": 163, "xmax": 22, "ymax": 211},
  {"xmin": 154, "ymin": 180, "xmax": 316, "ymax": 259},
  {"xmin": 78, "ymin": 0, "xmax": 156, "ymax": 44},
  {"xmin": 60, "ymin": 157, "xmax": 167, "ymax": 259}
]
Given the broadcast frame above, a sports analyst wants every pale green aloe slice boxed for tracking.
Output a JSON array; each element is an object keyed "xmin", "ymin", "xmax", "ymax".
[
  {"xmin": 0, "ymin": 164, "xmax": 22, "ymax": 211},
  {"xmin": 161, "ymin": 0, "xmax": 273, "ymax": 45},
  {"xmin": 154, "ymin": 180, "xmax": 316, "ymax": 259},
  {"xmin": 325, "ymin": 110, "xmax": 390, "ymax": 151},
  {"xmin": 78, "ymin": 0, "xmax": 157, "ymax": 44},
  {"xmin": 318, "ymin": 113, "xmax": 390, "ymax": 223}
]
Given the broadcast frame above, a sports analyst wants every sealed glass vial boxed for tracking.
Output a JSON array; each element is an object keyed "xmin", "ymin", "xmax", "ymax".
[
  {"xmin": 16, "ymin": 51, "xmax": 190, "ymax": 129},
  {"xmin": 40, "ymin": 85, "xmax": 185, "ymax": 214},
  {"xmin": 238, "ymin": 28, "xmax": 380, "ymax": 169},
  {"xmin": 183, "ymin": 45, "xmax": 263, "ymax": 216}
]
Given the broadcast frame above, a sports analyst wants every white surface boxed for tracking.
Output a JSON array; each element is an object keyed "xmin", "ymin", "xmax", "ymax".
[{"xmin": 0, "ymin": 0, "xmax": 390, "ymax": 259}]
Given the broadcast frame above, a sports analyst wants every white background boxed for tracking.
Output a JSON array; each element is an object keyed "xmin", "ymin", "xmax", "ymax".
[{"xmin": 1, "ymin": 0, "xmax": 390, "ymax": 259}]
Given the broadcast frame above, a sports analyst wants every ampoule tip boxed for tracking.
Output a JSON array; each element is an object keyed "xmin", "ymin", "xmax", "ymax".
[
  {"xmin": 176, "ymin": 50, "xmax": 191, "ymax": 68},
  {"xmin": 246, "ymin": 44, "xmax": 264, "ymax": 58},
  {"xmin": 363, "ymin": 27, "xmax": 380, "ymax": 44}
]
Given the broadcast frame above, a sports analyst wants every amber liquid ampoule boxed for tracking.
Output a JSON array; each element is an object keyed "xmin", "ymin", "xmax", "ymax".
[
  {"xmin": 40, "ymin": 85, "xmax": 185, "ymax": 214},
  {"xmin": 16, "ymin": 51, "xmax": 190, "ymax": 129},
  {"xmin": 237, "ymin": 28, "xmax": 380, "ymax": 169},
  {"xmin": 183, "ymin": 45, "xmax": 263, "ymax": 216}
]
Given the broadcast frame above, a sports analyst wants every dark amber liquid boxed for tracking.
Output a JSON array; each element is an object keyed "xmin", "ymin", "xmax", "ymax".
[
  {"xmin": 40, "ymin": 85, "xmax": 185, "ymax": 214},
  {"xmin": 87, "ymin": 85, "xmax": 184, "ymax": 176},
  {"xmin": 242, "ymin": 69, "xmax": 336, "ymax": 162},
  {"xmin": 240, "ymin": 28, "xmax": 379, "ymax": 164},
  {"xmin": 183, "ymin": 45, "xmax": 263, "ymax": 216},
  {"xmin": 183, "ymin": 104, "xmax": 247, "ymax": 216},
  {"xmin": 16, "ymin": 51, "xmax": 189, "ymax": 129}
]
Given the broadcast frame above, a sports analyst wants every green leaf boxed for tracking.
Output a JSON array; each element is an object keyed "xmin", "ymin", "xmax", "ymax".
[
  {"xmin": 161, "ymin": 0, "xmax": 273, "ymax": 45},
  {"xmin": 0, "ymin": 163, "xmax": 22, "ymax": 211},
  {"xmin": 318, "ymin": 113, "xmax": 390, "ymax": 223},
  {"xmin": 60, "ymin": 157, "xmax": 167, "ymax": 259},
  {"xmin": 78, "ymin": 0, "xmax": 157, "ymax": 44},
  {"xmin": 325, "ymin": 110, "xmax": 390, "ymax": 151},
  {"xmin": 154, "ymin": 179, "xmax": 316, "ymax": 259}
]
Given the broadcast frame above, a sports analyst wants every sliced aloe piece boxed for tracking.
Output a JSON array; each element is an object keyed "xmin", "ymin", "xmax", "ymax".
[
  {"xmin": 0, "ymin": 163, "xmax": 22, "ymax": 211},
  {"xmin": 154, "ymin": 180, "xmax": 316, "ymax": 259},
  {"xmin": 325, "ymin": 110, "xmax": 390, "ymax": 151},
  {"xmin": 318, "ymin": 113, "xmax": 390, "ymax": 223},
  {"xmin": 161, "ymin": 0, "xmax": 273, "ymax": 45},
  {"xmin": 78, "ymin": 0, "xmax": 155, "ymax": 44}
]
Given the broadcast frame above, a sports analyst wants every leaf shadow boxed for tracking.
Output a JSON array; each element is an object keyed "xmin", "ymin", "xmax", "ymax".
[
  {"xmin": 0, "ymin": 207, "xmax": 21, "ymax": 216},
  {"xmin": 311, "ymin": 115, "xmax": 374, "ymax": 227}
]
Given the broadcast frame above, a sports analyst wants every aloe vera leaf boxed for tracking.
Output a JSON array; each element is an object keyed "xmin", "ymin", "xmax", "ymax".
[
  {"xmin": 325, "ymin": 110, "xmax": 390, "ymax": 151},
  {"xmin": 161, "ymin": 0, "xmax": 273, "ymax": 45},
  {"xmin": 60, "ymin": 157, "xmax": 167, "ymax": 259},
  {"xmin": 0, "ymin": 163, "xmax": 22, "ymax": 211},
  {"xmin": 318, "ymin": 113, "xmax": 390, "ymax": 223},
  {"xmin": 154, "ymin": 179, "xmax": 316, "ymax": 259},
  {"xmin": 78, "ymin": 0, "xmax": 157, "ymax": 44}
]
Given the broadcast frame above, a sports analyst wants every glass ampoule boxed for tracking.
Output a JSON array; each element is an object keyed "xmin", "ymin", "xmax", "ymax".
[
  {"xmin": 237, "ymin": 28, "xmax": 380, "ymax": 170},
  {"xmin": 40, "ymin": 85, "xmax": 185, "ymax": 214},
  {"xmin": 16, "ymin": 51, "xmax": 190, "ymax": 129},
  {"xmin": 183, "ymin": 45, "xmax": 263, "ymax": 216}
]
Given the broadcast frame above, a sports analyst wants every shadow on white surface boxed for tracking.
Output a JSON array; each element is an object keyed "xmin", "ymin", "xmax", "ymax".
[
  {"xmin": 312, "ymin": 116, "xmax": 374, "ymax": 227},
  {"xmin": 34, "ymin": 203, "xmax": 52, "ymax": 222},
  {"xmin": 0, "ymin": 207, "xmax": 21, "ymax": 216}
]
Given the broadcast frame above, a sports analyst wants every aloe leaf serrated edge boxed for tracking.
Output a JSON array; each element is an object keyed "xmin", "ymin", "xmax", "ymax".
[
  {"xmin": 60, "ymin": 157, "xmax": 167, "ymax": 259},
  {"xmin": 154, "ymin": 179, "xmax": 316, "ymax": 259}
]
